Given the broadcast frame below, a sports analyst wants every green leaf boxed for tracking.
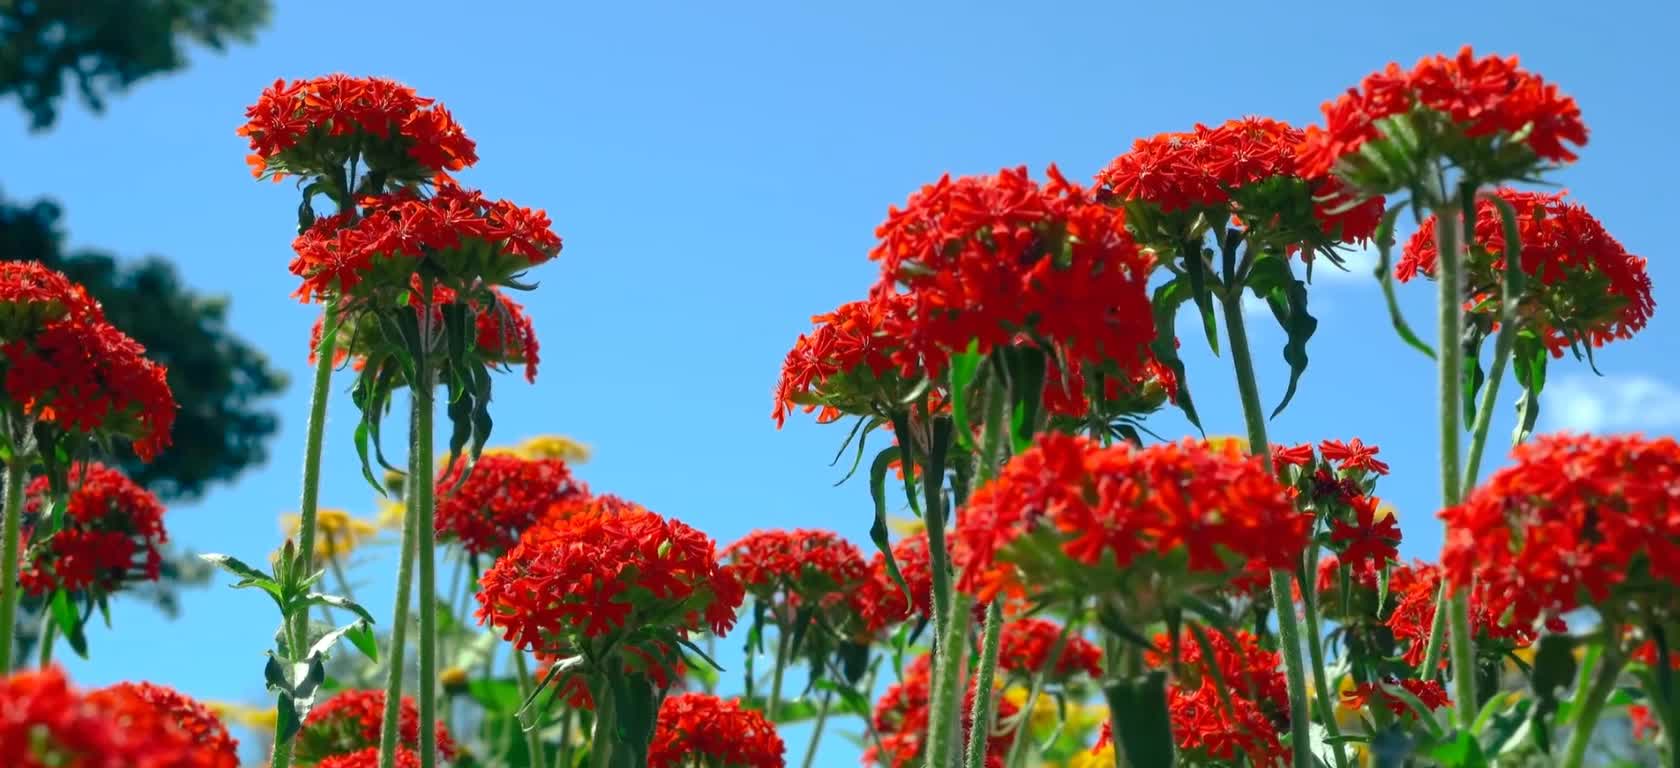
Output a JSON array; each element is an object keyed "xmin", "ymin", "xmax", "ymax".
[
  {"xmin": 1268, "ymin": 264, "xmax": 1317, "ymax": 419},
  {"xmin": 1149, "ymin": 277, "xmax": 1203, "ymax": 432},
  {"xmin": 352, "ymin": 419, "xmax": 385, "ymax": 494},
  {"xmin": 1009, "ymin": 347, "xmax": 1047, "ymax": 454},
  {"xmin": 275, "ymin": 693, "xmax": 301, "ymax": 744},
  {"xmin": 1462, "ymin": 326, "xmax": 1487, "ymax": 427},
  {"xmin": 1104, "ymin": 671, "xmax": 1175, "ymax": 768},
  {"xmin": 1373, "ymin": 202, "xmax": 1435, "ymax": 359},
  {"xmin": 200, "ymin": 553, "xmax": 272, "ymax": 584},
  {"xmin": 308, "ymin": 620, "xmax": 370, "ymax": 662},
  {"xmin": 1182, "ymin": 241, "xmax": 1220, "ymax": 357},
  {"xmin": 1510, "ymin": 331, "xmax": 1548, "ymax": 445},
  {"xmin": 299, "ymin": 593, "xmax": 376, "ymax": 626},
  {"xmin": 468, "ymin": 677, "xmax": 524, "ymax": 715},
  {"xmin": 867, "ymin": 446, "xmax": 911, "ymax": 602},
  {"xmin": 949, "ymin": 341, "xmax": 982, "ymax": 451},
  {"xmin": 344, "ymin": 622, "xmax": 379, "ymax": 663},
  {"xmin": 1426, "ymin": 731, "xmax": 1488, "ymax": 768},
  {"xmin": 469, "ymin": 363, "xmax": 495, "ymax": 460},
  {"xmin": 833, "ymin": 417, "xmax": 884, "ymax": 487},
  {"xmin": 49, "ymin": 590, "xmax": 88, "ymax": 659}
]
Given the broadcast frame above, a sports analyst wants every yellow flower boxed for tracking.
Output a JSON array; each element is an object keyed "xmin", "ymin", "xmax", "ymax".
[
  {"xmin": 1376, "ymin": 502, "xmax": 1398, "ymax": 521},
  {"xmin": 1002, "ymin": 685, "xmax": 1059, "ymax": 733},
  {"xmin": 517, "ymin": 434, "xmax": 591, "ymax": 463},
  {"xmin": 206, "ymin": 700, "xmax": 277, "ymax": 732},
  {"xmin": 1066, "ymin": 744, "xmax": 1115, "ymax": 768},
  {"xmin": 1207, "ymin": 435, "xmax": 1250, "ymax": 453},
  {"xmin": 376, "ymin": 498, "xmax": 406, "ymax": 531},
  {"xmin": 888, "ymin": 515, "xmax": 925, "ymax": 538},
  {"xmin": 280, "ymin": 508, "xmax": 380, "ymax": 559}
]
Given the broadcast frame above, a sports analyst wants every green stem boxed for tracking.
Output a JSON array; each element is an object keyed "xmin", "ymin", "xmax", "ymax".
[
  {"xmin": 514, "ymin": 650, "xmax": 548, "ymax": 767},
  {"xmin": 590, "ymin": 680, "xmax": 617, "ymax": 768},
  {"xmin": 1302, "ymin": 549, "xmax": 1349, "ymax": 768},
  {"xmin": 415, "ymin": 369, "xmax": 439, "ymax": 768},
  {"xmin": 768, "ymin": 624, "xmax": 790, "ymax": 722},
  {"xmin": 1418, "ymin": 579, "xmax": 1450, "ymax": 678},
  {"xmin": 288, "ymin": 311, "xmax": 339, "ymax": 653},
  {"xmin": 1433, "ymin": 193, "xmax": 1478, "ymax": 728},
  {"xmin": 1219, "ymin": 292, "xmax": 1314, "ymax": 768},
  {"xmin": 800, "ymin": 687, "xmax": 834, "ymax": 768},
  {"xmin": 0, "ymin": 461, "xmax": 26, "ymax": 670},
  {"xmin": 1004, "ymin": 621, "xmax": 1073, "ymax": 768},
  {"xmin": 1560, "ymin": 648, "xmax": 1624, "ymax": 768},
  {"xmin": 1462, "ymin": 339, "xmax": 1511, "ymax": 491},
  {"xmin": 377, "ymin": 407, "xmax": 422, "ymax": 768},
  {"xmin": 914, "ymin": 413, "xmax": 964, "ymax": 768},
  {"xmin": 965, "ymin": 600, "xmax": 1005, "ymax": 768},
  {"xmin": 37, "ymin": 609, "xmax": 54, "ymax": 668},
  {"xmin": 929, "ymin": 592, "xmax": 973, "ymax": 768}
]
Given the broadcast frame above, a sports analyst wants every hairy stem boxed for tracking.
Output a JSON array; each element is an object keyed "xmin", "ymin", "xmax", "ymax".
[
  {"xmin": 1433, "ymin": 196, "xmax": 1478, "ymax": 727},
  {"xmin": 513, "ymin": 649, "xmax": 547, "ymax": 767},
  {"xmin": 1462, "ymin": 337, "xmax": 1511, "ymax": 491},
  {"xmin": 1302, "ymin": 546, "xmax": 1349, "ymax": 768},
  {"xmin": 1220, "ymin": 292, "xmax": 1314, "ymax": 768},
  {"xmin": 1004, "ymin": 620, "xmax": 1072, "ymax": 768},
  {"xmin": 1560, "ymin": 648, "xmax": 1624, "ymax": 768},
  {"xmin": 377, "ymin": 405, "xmax": 422, "ymax": 768},
  {"xmin": 415, "ymin": 367, "xmax": 439, "ymax": 768},
  {"xmin": 768, "ymin": 624, "xmax": 790, "ymax": 722},
  {"xmin": 965, "ymin": 601, "xmax": 1005, "ymax": 768},
  {"xmin": 800, "ymin": 687, "xmax": 835, "ymax": 768},
  {"xmin": 0, "ymin": 462, "xmax": 26, "ymax": 671},
  {"xmin": 288, "ymin": 312, "xmax": 339, "ymax": 651}
]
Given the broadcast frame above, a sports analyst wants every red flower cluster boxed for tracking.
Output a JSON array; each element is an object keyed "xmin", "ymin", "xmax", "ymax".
[
  {"xmin": 869, "ymin": 166, "xmax": 1156, "ymax": 381},
  {"xmin": 433, "ymin": 452, "xmax": 587, "ymax": 556},
  {"xmin": 865, "ymin": 654, "xmax": 1019, "ymax": 768},
  {"xmin": 1142, "ymin": 629, "xmax": 1289, "ymax": 764},
  {"xmin": 851, "ymin": 532, "xmax": 935, "ymax": 634},
  {"xmin": 476, "ymin": 499, "xmax": 743, "ymax": 651},
  {"xmin": 20, "ymin": 462, "xmax": 168, "ymax": 597},
  {"xmin": 0, "ymin": 264, "xmax": 175, "ymax": 462},
  {"xmin": 725, "ymin": 529, "xmax": 869, "ymax": 614},
  {"xmin": 1385, "ymin": 562, "xmax": 1540, "ymax": 668},
  {"xmin": 1096, "ymin": 117, "xmax": 1382, "ymax": 246},
  {"xmin": 996, "ymin": 618, "xmax": 1103, "ymax": 682},
  {"xmin": 1039, "ymin": 347, "xmax": 1179, "ymax": 420},
  {"xmin": 295, "ymin": 689, "xmax": 456, "ymax": 765},
  {"xmin": 953, "ymin": 434, "xmax": 1307, "ymax": 608},
  {"xmin": 289, "ymin": 185, "xmax": 561, "ymax": 302},
  {"xmin": 1298, "ymin": 46, "xmax": 1587, "ymax": 183},
  {"xmin": 1150, "ymin": 629, "xmax": 1289, "ymax": 714},
  {"xmin": 476, "ymin": 289, "xmax": 541, "ymax": 383},
  {"xmin": 1165, "ymin": 683, "xmax": 1286, "ymax": 765},
  {"xmin": 1342, "ymin": 678, "xmax": 1452, "ymax": 719},
  {"xmin": 1441, "ymin": 433, "xmax": 1680, "ymax": 632},
  {"xmin": 89, "ymin": 683, "xmax": 238, "ymax": 768},
  {"xmin": 239, "ymin": 74, "xmax": 477, "ymax": 181},
  {"xmin": 319, "ymin": 748, "xmax": 422, "ymax": 768},
  {"xmin": 649, "ymin": 693, "xmax": 786, "ymax": 768},
  {"xmin": 0, "ymin": 667, "xmax": 235, "ymax": 768},
  {"xmin": 1399, "ymin": 189, "xmax": 1653, "ymax": 356},
  {"xmin": 312, "ymin": 285, "xmax": 542, "ymax": 384},
  {"xmin": 772, "ymin": 293, "xmax": 913, "ymax": 427}
]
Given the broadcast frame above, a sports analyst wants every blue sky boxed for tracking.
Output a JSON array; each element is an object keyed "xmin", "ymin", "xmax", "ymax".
[{"xmin": 2, "ymin": 0, "xmax": 1675, "ymax": 761}]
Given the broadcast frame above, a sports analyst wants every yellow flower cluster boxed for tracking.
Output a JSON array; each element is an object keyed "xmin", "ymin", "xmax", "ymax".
[
  {"xmin": 279, "ymin": 508, "xmax": 380, "ymax": 559},
  {"xmin": 205, "ymin": 700, "xmax": 277, "ymax": 732}
]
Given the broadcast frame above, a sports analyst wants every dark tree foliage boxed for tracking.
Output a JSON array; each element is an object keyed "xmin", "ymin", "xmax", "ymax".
[
  {"xmin": 1, "ymin": 0, "xmax": 269, "ymax": 130},
  {"xmin": 0, "ymin": 194, "xmax": 289, "ymax": 501}
]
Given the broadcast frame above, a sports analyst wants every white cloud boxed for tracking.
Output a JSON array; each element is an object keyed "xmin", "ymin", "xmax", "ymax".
[{"xmin": 1542, "ymin": 374, "xmax": 1680, "ymax": 433}]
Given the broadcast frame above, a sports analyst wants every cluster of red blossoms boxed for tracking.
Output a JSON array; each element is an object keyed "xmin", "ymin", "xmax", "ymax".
[
  {"xmin": 771, "ymin": 293, "xmax": 912, "ymax": 426},
  {"xmin": 0, "ymin": 262, "xmax": 175, "ymax": 462},
  {"xmin": 996, "ymin": 618, "xmax": 1103, "ymax": 682},
  {"xmin": 952, "ymin": 433, "xmax": 1308, "ymax": 607},
  {"xmin": 312, "ymin": 284, "xmax": 542, "ymax": 383},
  {"xmin": 850, "ymin": 532, "xmax": 935, "ymax": 634},
  {"xmin": 1296, "ymin": 46, "xmax": 1588, "ymax": 182},
  {"xmin": 475, "ymin": 498, "xmax": 743, "ymax": 653},
  {"xmin": 289, "ymin": 185, "xmax": 562, "ymax": 303},
  {"xmin": 725, "ymin": 529, "xmax": 869, "ymax": 618},
  {"xmin": 1441, "ymin": 433, "xmax": 1680, "ymax": 633},
  {"xmin": 1096, "ymin": 117, "xmax": 1383, "ymax": 248},
  {"xmin": 866, "ymin": 653, "xmax": 1020, "ymax": 768},
  {"xmin": 1342, "ymin": 678, "xmax": 1453, "ymax": 720},
  {"xmin": 869, "ymin": 166, "xmax": 1157, "ymax": 381},
  {"xmin": 1273, "ymin": 439, "xmax": 1400, "ymax": 572},
  {"xmin": 1140, "ymin": 629, "xmax": 1289, "ymax": 763},
  {"xmin": 1399, "ymin": 188, "xmax": 1654, "ymax": 356},
  {"xmin": 239, "ymin": 74, "xmax": 477, "ymax": 181},
  {"xmin": 295, "ymin": 689, "xmax": 456, "ymax": 765},
  {"xmin": 433, "ymin": 452, "xmax": 586, "ymax": 556},
  {"xmin": 649, "ymin": 693, "xmax": 786, "ymax": 768},
  {"xmin": 0, "ymin": 667, "xmax": 236, "ymax": 768},
  {"xmin": 318, "ymin": 748, "xmax": 422, "ymax": 768},
  {"xmin": 1384, "ymin": 561, "xmax": 1542, "ymax": 668},
  {"xmin": 20, "ymin": 462, "xmax": 168, "ymax": 598}
]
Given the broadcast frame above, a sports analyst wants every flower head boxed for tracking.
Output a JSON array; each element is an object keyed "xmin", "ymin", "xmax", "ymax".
[
  {"xmin": 89, "ymin": 683, "xmax": 239, "ymax": 768},
  {"xmin": 997, "ymin": 618, "xmax": 1103, "ymax": 683},
  {"xmin": 434, "ymin": 453, "xmax": 587, "ymax": 557},
  {"xmin": 850, "ymin": 532, "xmax": 934, "ymax": 633},
  {"xmin": 953, "ymin": 433, "xmax": 1308, "ymax": 615},
  {"xmin": 1385, "ymin": 561, "xmax": 1541, "ymax": 668},
  {"xmin": 649, "ymin": 693, "xmax": 786, "ymax": 768},
  {"xmin": 1341, "ymin": 679, "xmax": 1452, "ymax": 720},
  {"xmin": 725, "ymin": 528, "xmax": 869, "ymax": 607},
  {"xmin": 0, "ymin": 666, "xmax": 235, "ymax": 768},
  {"xmin": 512, "ymin": 434, "xmax": 591, "ymax": 463},
  {"xmin": 239, "ymin": 75, "xmax": 477, "ymax": 182},
  {"xmin": 296, "ymin": 689, "xmax": 455, "ymax": 765},
  {"xmin": 866, "ymin": 654, "xmax": 1019, "ymax": 768},
  {"xmin": 1399, "ymin": 189, "xmax": 1653, "ymax": 356},
  {"xmin": 21, "ymin": 463, "xmax": 167, "ymax": 599},
  {"xmin": 772, "ymin": 293, "xmax": 919, "ymax": 426},
  {"xmin": 1298, "ymin": 47, "xmax": 1587, "ymax": 193},
  {"xmin": 281, "ymin": 508, "xmax": 380, "ymax": 559},
  {"xmin": 869, "ymin": 166, "xmax": 1156, "ymax": 382},
  {"xmin": 319, "ymin": 748, "xmax": 422, "ymax": 768},
  {"xmin": 1441, "ymin": 433, "xmax": 1680, "ymax": 632}
]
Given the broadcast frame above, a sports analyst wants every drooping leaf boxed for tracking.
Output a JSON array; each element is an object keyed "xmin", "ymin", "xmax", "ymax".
[
  {"xmin": 949, "ymin": 341, "xmax": 983, "ymax": 451},
  {"xmin": 49, "ymin": 590, "xmax": 88, "ymax": 659},
  {"xmin": 1510, "ymin": 331, "xmax": 1548, "ymax": 445},
  {"xmin": 1104, "ymin": 671, "xmax": 1174, "ymax": 768},
  {"xmin": 867, "ymin": 446, "xmax": 911, "ymax": 602},
  {"xmin": 1181, "ymin": 240, "xmax": 1221, "ymax": 357},
  {"xmin": 1372, "ymin": 203, "xmax": 1435, "ymax": 358},
  {"xmin": 1149, "ymin": 277, "xmax": 1203, "ymax": 432}
]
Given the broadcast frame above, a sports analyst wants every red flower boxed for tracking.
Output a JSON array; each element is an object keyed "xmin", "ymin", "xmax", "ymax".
[
  {"xmin": 1319, "ymin": 438, "xmax": 1390, "ymax": 475},
  {"xmin": 1039, "ymin": 346, "xmax": 1179, "ymax": 421},
  {"xmin": 953, "ymin": 434, "xmax": 1308, "ymax": 610},
  {"xmin": 1399, "ymin": 189, "xmax": 1653, "ymax": 357},
  {"xmin": 433, "ymin": 453, "xmax": 586, "ymax": 557},
  {"xmin": 1386, "ymin": 561, "xmax": 1540, "ymax": 668},
  {"xmin": 1441, "ymin": 433, "xmax": 1680, "ymax": 634},
  {"xmin": 772, "ymin": 293, "xmax": 917, "ymax": 427},
  {"xmin": 851, "ymin": 533, "xmax": 934, "ymax": 633},
  {"xmin": 1631, "ymin": 704, "xmax": 1660, "ymax": 741},
  {"xmin": 313, "ymin": 284, "xmax": 543, "ymax": 385},
  {"xmin": 20, "ymin": 462, "xmax": 167, "ymax": 598},
  {"xmin": 1328, "ymin": 495, "xmax": 1401, "ymax": 570},
  {"xmin": 476, "ymin": 289, "xmax": 541, "ymax": 383},
  {"xmin": 1298, "ymin": 47, "xmax": 1587, "ymax": 186},
  {"xmin": 1150, "ymin": 629, "xmax": 1289, "ymax": 720},
  {"xmin": 1271, "ymin": 442, "xmax": 1316, "ymax": 469},
  {"xmin": 3, "ymin": 315, "xmax": 176, "ymax": 462},
  {"xmin": 865, "ymin": 654, "xmax": 1019, "ymax": 768},
  {"xmin": 1342, "ymin": 678, "xmax": 1451, "ymax": 719},
  {"xmin": 869, "ymin": 167, "xmax": 1156, "ymax": 382},
  {"xmin": 0, "ymin": 666, "xmax": 233, "ymax": 768},
  {"xmin": 289, "ymin": 185, "xmax": 561, "ymax": 303},
  {"xmin": 725, "ymin": 529, "xmax": 869, "ymax": 619},
  {"xmin": 1167, "ymin": 681, "xmax": 1288, "ymax": 765},
  {"xmin": 319, "ymin": 748, "xmax": 422, "ymax": 768},
  {"xmin": 476, "ymin": 498, "xmax": 743, "ymax": 659},
  {"xmin": 997, "ymin": 618, "xmax": 1103, "ymax": 682},
  {"xmin": 1096, "ymin": 117, "xmax": 1383, "ymax": 248},
  {"xmin": 0, "ymin": 262, "xmax": 100, "ymax": 333},
  {"xmin": 649, "ymin": 693, "xmax": 786, "ymax": 768},
  {"xmin": 90, "ymin": 683, "xmax": 238, "ymax": 768},
  {"xmin": 239, "ymin": 75, "xmax": 477, "ymax": 182},
  {"xmin": 296, "ymin": 689, "xmax": 455, "ymax": 764}
]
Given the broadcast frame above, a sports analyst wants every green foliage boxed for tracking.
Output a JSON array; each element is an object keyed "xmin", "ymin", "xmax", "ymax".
[{"xmin": 0, "ymin": 0, "xmax": 270, "ymax": 131}]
